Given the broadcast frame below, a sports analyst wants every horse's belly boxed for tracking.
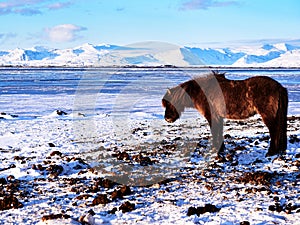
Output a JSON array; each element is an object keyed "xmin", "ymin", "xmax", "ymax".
[{"xmin": 225, "ymin": 104, "xmax": 256, "ymax": 120}]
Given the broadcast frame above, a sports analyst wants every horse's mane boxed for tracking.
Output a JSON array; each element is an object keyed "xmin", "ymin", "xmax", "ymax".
[{"xmin": 169, "ymin": 71, "xmax": 226, "ymax": 107}]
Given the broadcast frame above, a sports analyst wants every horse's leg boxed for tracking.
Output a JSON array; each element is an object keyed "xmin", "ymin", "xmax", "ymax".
[
  {"xmin": 260, "ymin": 89, "xmax": 288, "ymax": 156},
  {"xmin": 265, "ymin": 115, "xmax": 287, "ymax": 156},
  {"xmin": 277, "ymin": 88, "xmax": 288, "ymax": 154},
  {"xmin": 208, "ymin": 115, "xmax": 225, "ymax": 155},
  {"xmin": 260, "ymin": 113, "xmax": 280, "ymax": 156}
]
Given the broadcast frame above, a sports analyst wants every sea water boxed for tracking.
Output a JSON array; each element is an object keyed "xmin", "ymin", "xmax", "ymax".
[{"xmin": 0, "ymin": 67, "xmax": 299, "ymax": 118}]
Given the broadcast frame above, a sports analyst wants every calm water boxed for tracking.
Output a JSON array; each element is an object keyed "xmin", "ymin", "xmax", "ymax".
[{"xmin": 0, "ymin": 67, "xmax": 300, "ymax": 117}]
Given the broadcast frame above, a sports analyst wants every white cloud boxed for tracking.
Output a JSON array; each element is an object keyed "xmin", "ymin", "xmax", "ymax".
[
  {"xmin": 0, "ymin": 32, "xmax": 17, "ymax": 44},
  {"xmin": 0, "ymin": 0, "xmax": 73, "ymax": 15},
  {"xmin": 47, "ymin": 2, "xmax": 72, "ymax": 10},
  {"xmin": 180, "ymin": 0, "xmax": 238, "ymax": 10},
  {"xmin": 45, "ymin": 24, "xmax": 87, "ymax": 43}
]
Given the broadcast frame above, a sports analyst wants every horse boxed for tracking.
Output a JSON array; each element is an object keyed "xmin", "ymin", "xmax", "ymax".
[{"xmin": 162, "ymin": 71, "xmax": 288, "ymax": 157}]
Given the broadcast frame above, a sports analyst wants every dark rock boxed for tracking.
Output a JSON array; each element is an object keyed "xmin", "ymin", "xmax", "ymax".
[
  {"xmin": 6, "ymin": 175, "xmax": 15, "ymax": 181},
  {"xmin": 34, "ymin": 164, "xmax": 45, "ymax": 171},
  {"xmin": 120, "ymin": 185, "xmax": 132, "ymax": 196},
  {"xmin": 236, "ymin": 171, "xmax": 272, "ymax": 186},
  {"xmin": 187, "ymin": 206, "xmax": 197, "ymax": 216},
  {"xmin": 119, "ymin": 201, "xmax": 135, "ymax": 213},
  {"xmin": 41, "ymin": 214, "xmax": 70, "ymax": 221},
  {"xmin": 56, "ymin": 110, "xmax": 67, "ymax": 116},
  {"xmin": 111, "ymin": 186, "xmax": 132, "ymax": 200},
  {"xmin": 187, "ymin": 204, "xmax": 220, "ymax": 216},
  {"xmin": 108, "ymin": 207, "xmax": 118, "ymax": 214},
  {"xmin": 50, "ymin": 150, "xmax": 62, "ymax": 157},
  {"xmin": 0, "ymin": 195, "xmax": 23, "ymax": 211},
  {"xmin": 115, "ymin": 151, "xmax": 130, "ymax": 161},
  {"xmin": 47, "ymin": 164, "xmax": 64, "ymax": 177},
  {"xmin": 92, "ymin": 194, "xmax": 110, "ymax": 205},
  {"xmin": 140, "ymin": 156, "xmax": 153, "ymax": 166},
  {"xmin": 101, "ymin": 178, "xmax": 115, "ymax": 189},
  {"xmin": 132, "ymin": 127, "xmax": 143, "ymax": 134},
  {"xmin": 289, "ymin": 135, "xmax": 300, "ymax": 144},
  {"xmin": 13, "ymin": 156, "xmax": 25, "ymax": 161},
  {"xmin": 75, "ymin": 194, "xmax": 92, "ymax": 200},
  {"xmin": 201, "ymin": 204, "xmax": 220, "ymax": 213},
  {"xmin": 0, "ymin": 178, "xmax": 7, "ymax": 185},
  {"xmin": 132, "ymin": 154, "xmax": 153, "ymax": 166},
  {"xmin": 240, "ymin": 221, "xmax": 250, "ymax": 225},
  {"xmin": 87, "ymin": 209, "xmax": 95, "ymax": 216},
  {"xmin": 111, "ymin": 190, "xmax": 120, "ymax": 200},
  {"xmin": 48, "ymin": 143, "xmax": 56, "ymax": 147},
  {"xmin": 224, "ymin": 134, "xmax": 231, "ymax": 139}
]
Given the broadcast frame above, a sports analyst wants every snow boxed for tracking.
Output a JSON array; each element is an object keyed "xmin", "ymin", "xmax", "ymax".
[
  {"xmin": 0, "ymin": 42, "xmax": 300, "ymax": 67},
  {"xmin": 0, "ymin": 68, "xmax": 300, "ymax": 224}
]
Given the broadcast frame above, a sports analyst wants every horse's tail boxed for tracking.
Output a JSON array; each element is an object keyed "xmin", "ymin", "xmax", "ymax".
[{"xmin": 276, "ymin": 86, "xmax": 288, "ymax": 153}]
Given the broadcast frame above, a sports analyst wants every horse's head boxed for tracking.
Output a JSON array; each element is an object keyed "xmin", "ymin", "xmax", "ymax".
[{"xmin": 162, "ymin": 87, "xmax": 184, "ymax": 123}]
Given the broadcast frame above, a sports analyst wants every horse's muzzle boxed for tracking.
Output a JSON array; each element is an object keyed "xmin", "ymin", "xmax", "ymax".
[{"xmin": 165, "ymin": 117, "xmax": 175, "ymax": 123}]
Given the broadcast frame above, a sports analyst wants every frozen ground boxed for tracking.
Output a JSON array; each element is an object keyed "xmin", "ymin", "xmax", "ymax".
[
  {"xmin": 0, "ymin": 68, "xmax": 300, "ymax": 224},
  {"xmin": 0, "ymin": 112, "xmax": 299, "ymax": 225}
]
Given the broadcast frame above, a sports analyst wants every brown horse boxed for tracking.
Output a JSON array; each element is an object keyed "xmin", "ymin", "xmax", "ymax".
[{"xmin": 162, "ymin": 71, "xmax": 288, "ymax": 157}]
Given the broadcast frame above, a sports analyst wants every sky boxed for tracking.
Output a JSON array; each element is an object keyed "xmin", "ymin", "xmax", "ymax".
[{"xmin": 0, "ymin": 0, "xmax": 299, "ymax": 50}]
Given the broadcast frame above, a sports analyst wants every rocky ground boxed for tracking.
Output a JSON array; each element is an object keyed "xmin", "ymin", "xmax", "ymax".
[{"xmin": 0, "ymin": 114, "xmax": 300, "ymax": 225}]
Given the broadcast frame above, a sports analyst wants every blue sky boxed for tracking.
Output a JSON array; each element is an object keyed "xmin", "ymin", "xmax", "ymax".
[{"xmin": 0, "ymin": 0, "xmax": 299, "ymax": 50}]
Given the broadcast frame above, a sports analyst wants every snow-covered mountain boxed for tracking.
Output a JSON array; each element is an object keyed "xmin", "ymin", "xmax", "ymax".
[{"xmin": 0, "ymin": 42, "xmax": 300, "ymax": 67}]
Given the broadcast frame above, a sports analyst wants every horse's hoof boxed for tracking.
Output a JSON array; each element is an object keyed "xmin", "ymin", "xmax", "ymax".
[
  {"xmin": 265, "ymin": 151, "xmax": 278, "ymax": 157},
  {"xmin": 215, "ymin": 154, "xmax": 226, "ymax": 162}
]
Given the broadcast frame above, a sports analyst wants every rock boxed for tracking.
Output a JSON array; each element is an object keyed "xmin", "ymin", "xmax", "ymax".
[
  {"xmin": 101, "ymin": 178, "xmax": 115, "ymax": 189},
  {"xmin": 32, "ymin": 164, "xmax": 46, "ymax": 171},
  {"xmin": 111, "ymin": 190, "xmax": 120, "ymax": 200},
  {"xmin": 49, "ymin": 150, "xmax": 62, "ymax": 157},
  {"xmin": 187, "ymin": 206, "xmax": 197, "ymax": 216},
  {"xmin": 41, "ymin": 214, "xmax": 71, "ymax": 222},
  {"xmin": 132, "ymin": 154, "xmax": 153, "ymax": 166},
  {"xmin": 47, "ymin": 164, "xmax": 64, "ymax": 178},
  {"xmin": 201, "ymin": 204, "xmax": 220, "ymax": 213},
  {"xmin": 116, "ymin": 151, "xmax": 130, "ymax": 161},
  {"xmin": 120, "ymin": 185, "xmax": 132, "ymax": 196},
  {"xmin": 6, "ymin": 175, "xmax": 15, "ymax": 181},
  {"xmin": 140, "ymin": 156, "xmax": 153, "ymax": 166},
  {"xmin": 92, "ymin": 194, "xmax": 110, "ymax": 205},
  {"xmin": 56, "ymin": 110, "xmax": 67, "ymax": 116},
  {"xmin": 48, "ymin": 143, "xmax": 56, "ymax": 147},
  {"xmin": 236, "ymin": 171, "xmax": 272, "ymax": 186},
  {"xmin": 0, "ymin": 195, "xmax": 23, "ymax": 211},
  {"xmin": 119, "ymin": 201, "xmax": 135, "ymax": 213},
  {"xmin": 13, "ymin": 155, "xmax": 25, "ymax": 161},
  {"xmin": 78, "ymin": 209, "xmax": 95, "ymax": 225},
  {"xmin": 75, "ymin": 194, "xmax": 92, "ymax": 200},
  {"xmin": 0, "ymin": 177, "xmax": 7, "ymax": 185},
  {"xmin": 111, "ymin": 185, "xmax": 132, "ymax": 200},
  {"xmin": 289, "ymin": 135, "xmax": 300, "ymax": 144},
  {"xmin": 108, "ymin": 207, "xmax": 118, "ymax": 214},
  {"xmin": 187, "ymin": 204, "xmax": 220, "ymax": 216},
  {"xmin": 240, "ymin": 221, "xmax": 250, "ymax": 225}
]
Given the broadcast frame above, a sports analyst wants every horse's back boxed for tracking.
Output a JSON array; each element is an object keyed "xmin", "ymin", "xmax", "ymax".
[
  {"xmin": 246, "ymin": 76, "xmax": 286, "ymax": 100},
  {"xmin": 219, "ymin": 76, "xmax": 286, "ymax": 120},
  {"xmin": 245, "ymin": 76, "xmax": 287, "ymax": 117}
]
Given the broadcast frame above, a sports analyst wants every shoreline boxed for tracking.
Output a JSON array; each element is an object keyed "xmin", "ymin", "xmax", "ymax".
[{"xmin": 1, "ymin": 65, "xmax": 300, "ymax": 70}]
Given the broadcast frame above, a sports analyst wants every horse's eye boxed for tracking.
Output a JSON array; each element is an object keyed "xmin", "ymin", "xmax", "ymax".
[{"xmin": 162, "ymin": 99, "xmax": 167, "ymax": 107}]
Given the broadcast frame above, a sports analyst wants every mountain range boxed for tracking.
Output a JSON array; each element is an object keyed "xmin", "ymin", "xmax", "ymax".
[{"xmin": 0, "ymin": 41, "xmax": 300, "ymax": 67}]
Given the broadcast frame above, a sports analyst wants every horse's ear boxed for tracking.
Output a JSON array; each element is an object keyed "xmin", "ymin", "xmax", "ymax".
[{"xmin": 167, "ymin": 88, "xmax": 171, "ymax": 95}]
